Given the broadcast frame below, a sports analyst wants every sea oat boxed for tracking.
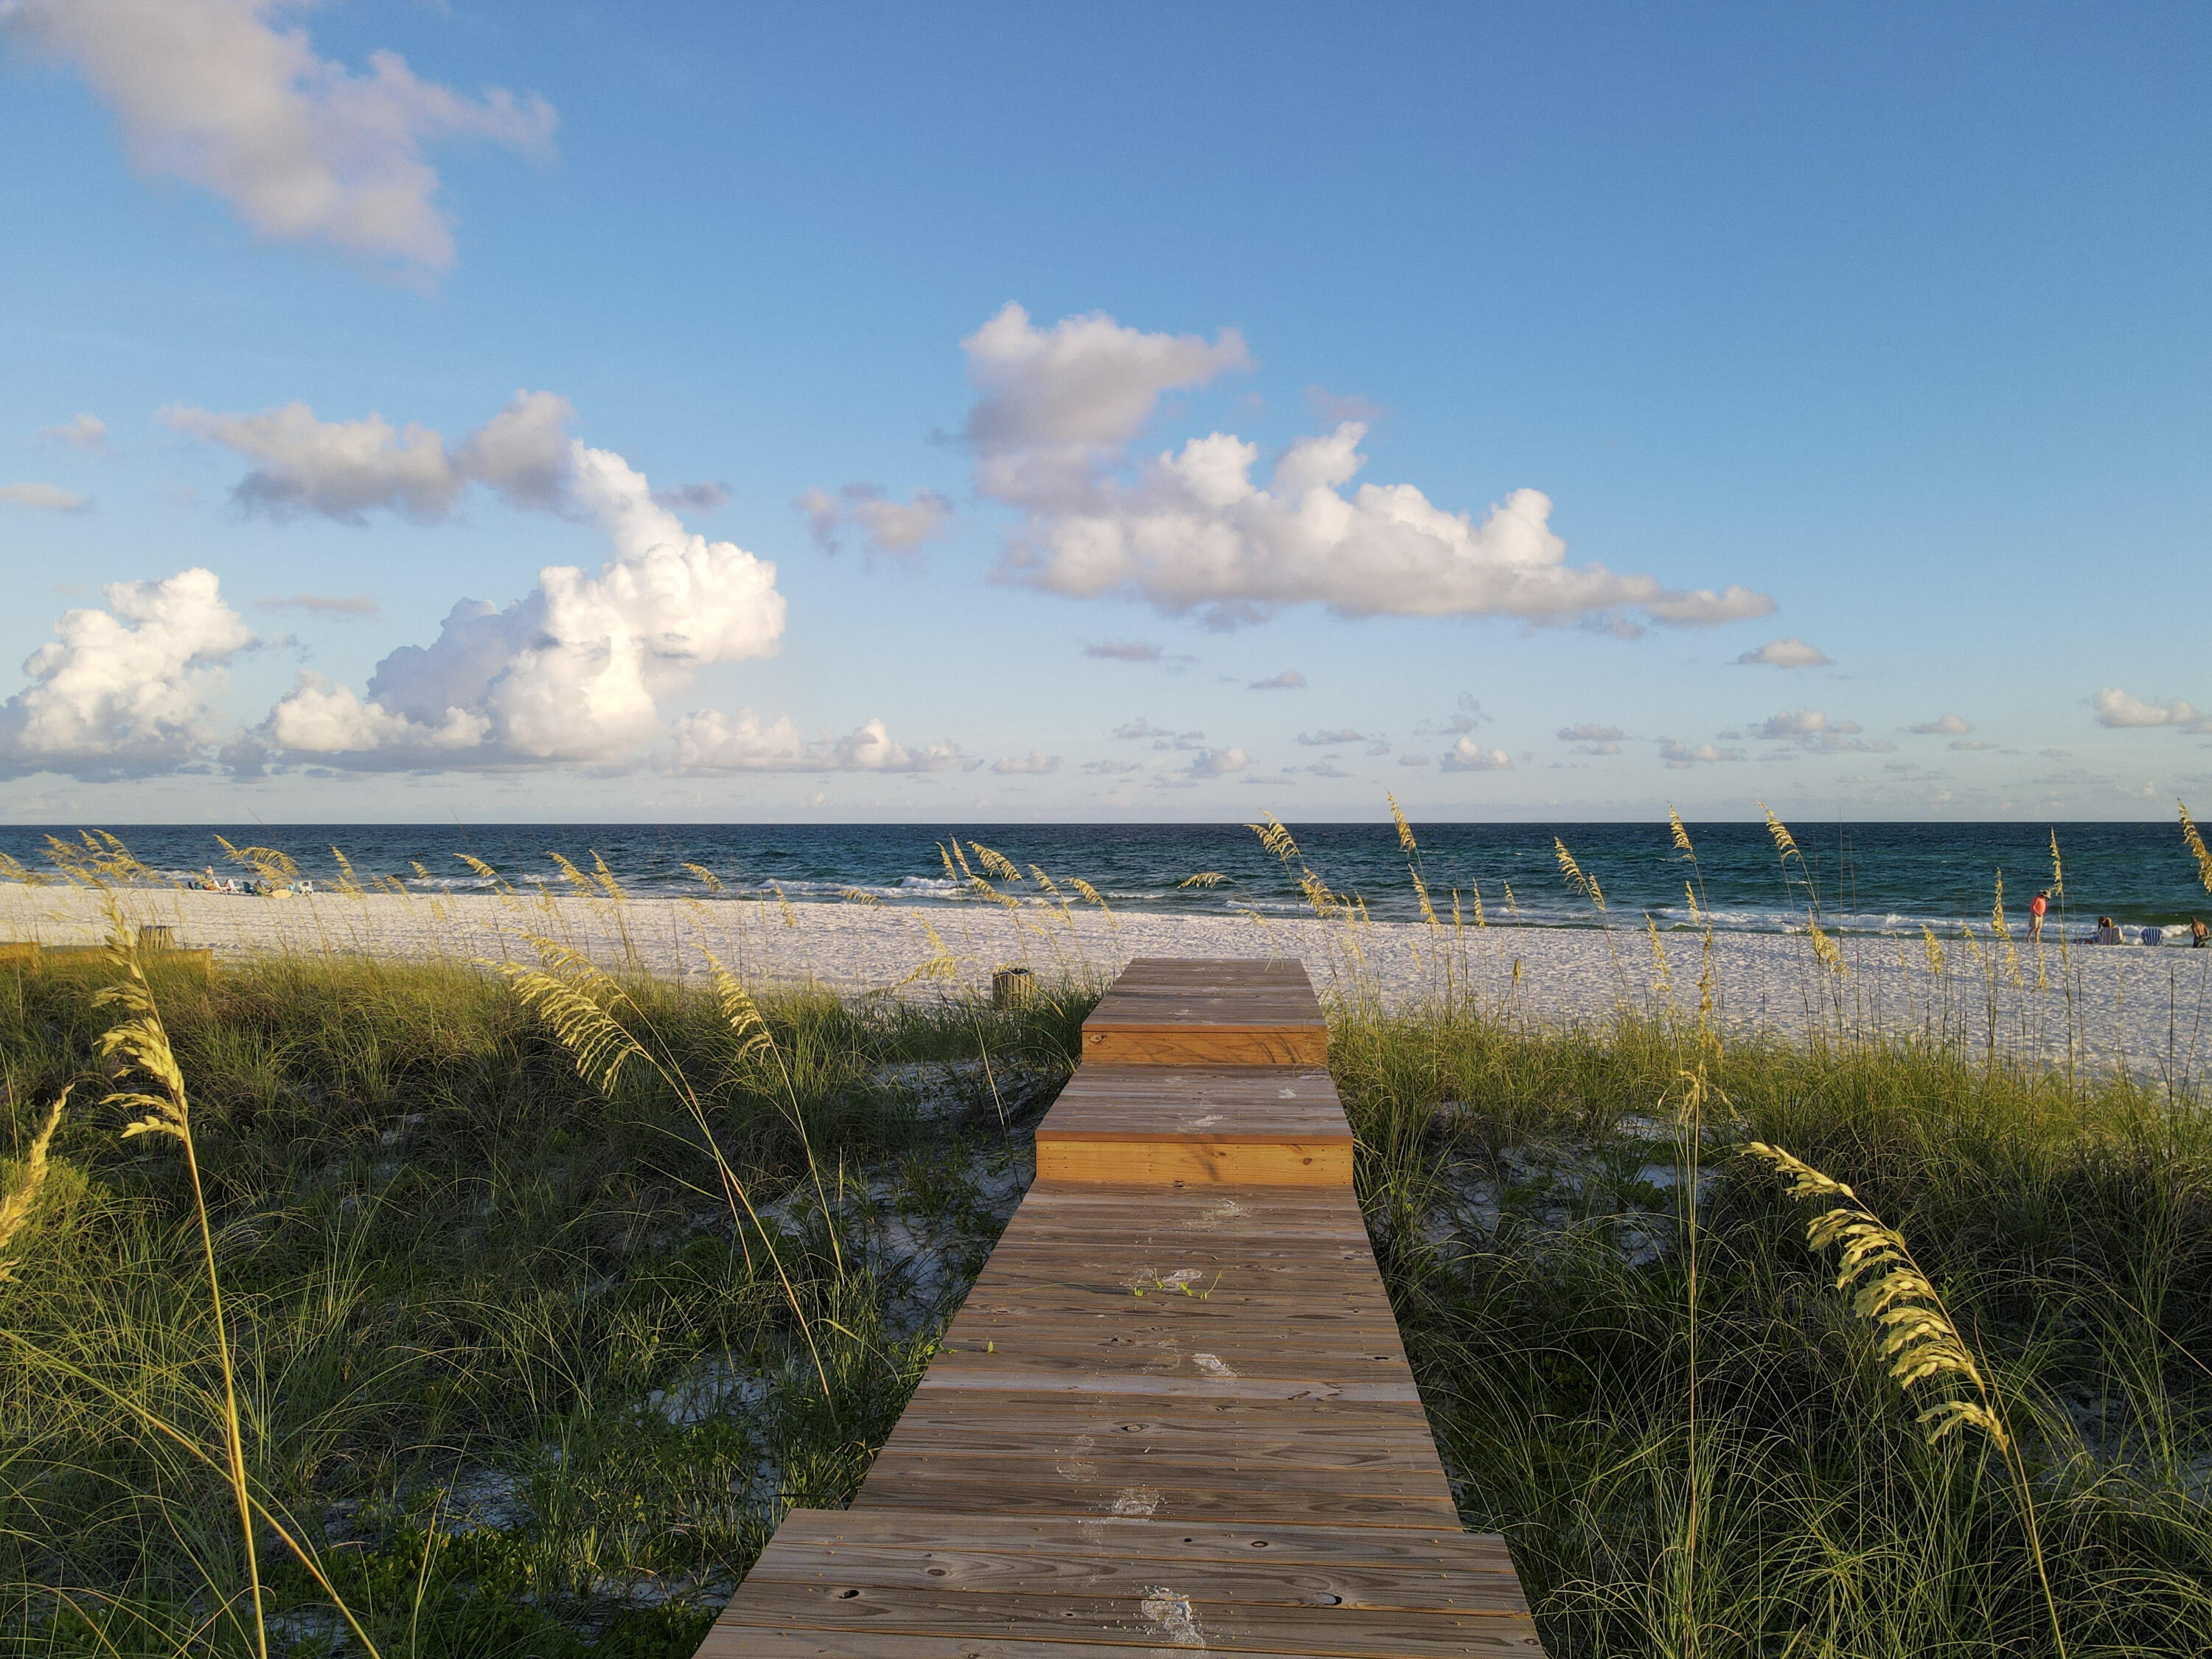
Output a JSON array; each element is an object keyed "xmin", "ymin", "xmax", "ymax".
[{"xmin": 0, "ymin": 1091, "xmax": 66, "ymax": 1284}]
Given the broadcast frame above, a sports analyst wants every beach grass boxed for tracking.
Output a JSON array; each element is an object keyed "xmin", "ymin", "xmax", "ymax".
[
  {"xmin": 0, "ymin": 944, "xmax": 1085, "ymax": 1657},
  {"xmin": 1, "ymin": 818, "xmax": 2210, "ymax": 1655}
]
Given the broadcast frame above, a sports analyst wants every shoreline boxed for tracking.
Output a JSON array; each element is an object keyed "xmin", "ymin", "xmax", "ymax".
[{"xmin": 5, "ymin": 885, "xmax": 2208, "ymax": 1086}]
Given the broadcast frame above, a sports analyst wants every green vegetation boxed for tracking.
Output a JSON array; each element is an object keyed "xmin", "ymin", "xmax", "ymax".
[
  {"xmin": 0, "ymin": 945, "xmax": 1085, "ymax": 1656},
  {"xmin": 1338, "ymin": 1012, "xmax": 2212, "ymax": 1655},
  {"xmin": 1, "ymin": 809, "xmax": 2209, "ymax": 1655}
]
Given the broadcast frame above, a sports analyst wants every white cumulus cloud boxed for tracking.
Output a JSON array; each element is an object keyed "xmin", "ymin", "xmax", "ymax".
[
  {"xmin": 1735, "ymin": 637, "xmax": 1830, "ymax": 668},
  {"xmin": 1439, "ymin": 738, "xmax": 1512, "ymax": 772},
  {"xmin": 2, "ymin": 0, "xmax": 556, "ymax": 279},
  {"xmin": 1658, "ymin": 739, "xmax": 1745, "ymax": 768},
  {"xmin": 0, "ymin": 568, "xmax": 254, "ymax": 777},
  {"xmin": 1754, "ymin": 709, "xmax": 1892, "ymax": 753},
  {"xmin": 1907, "ymin": 713, "xmax": 1973, "ymax": 736},
  {"xmin": 1296, "ymin": 728, "xmax": 1363, "ymax": 746},
  {"xmin": 1184, "ymin": 746, "xmax": 1248, "ymax": 779},
  {"xmin": 262, "ymin": 442, "xmax": 787, "ymax": 766},
  {"xmin": 264, "ymin": 674, "xmax": 487, "ymax": 754},
  {"xmin": 965, "ymin": 304, "xmax": 1773, "ymax": 632},
  {"xmin": 1756, "ymin": 709, "xmax": 1844, "ymax": 740},
  {"xmin": 990, "ymin": 750, "xmax": 1060, "ymax": 775},
  {"xmin": 2093, "ymin": 687, "xmax": 2212, "ymax": 733}
]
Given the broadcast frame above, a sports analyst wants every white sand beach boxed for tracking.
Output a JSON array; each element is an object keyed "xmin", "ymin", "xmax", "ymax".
[{"xmin": 5, "ymin": 883, "xmax": 2210, "ymax": 1088}]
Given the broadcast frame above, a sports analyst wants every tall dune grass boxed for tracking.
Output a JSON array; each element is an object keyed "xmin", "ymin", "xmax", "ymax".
[{"xmin": 0, "ymin": 811, "xmax": 2208, "ymax": 1655}]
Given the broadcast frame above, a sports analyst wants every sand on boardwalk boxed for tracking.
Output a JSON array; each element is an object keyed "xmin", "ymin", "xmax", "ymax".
[{"xmin": 5, "ymin": 883, "xmax": 2211, "ymax": 1088}]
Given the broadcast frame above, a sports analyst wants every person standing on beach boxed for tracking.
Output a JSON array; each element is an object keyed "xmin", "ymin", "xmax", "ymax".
[
  {"xmin": 2194, "ymin": 917, "xmax": 2209, "ymax": 948},
  {"xmin": 2028, "ymin": 890, "xmax": 2049, "ymax": 942}
]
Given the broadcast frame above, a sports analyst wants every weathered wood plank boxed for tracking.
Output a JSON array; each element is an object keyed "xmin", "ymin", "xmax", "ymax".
[
  {"xmin": 752, "ymin": 1509, "xmax": 1523, "ymax": 1575},
  {"xmin": 1079, "ymin": 958, "xmax": 1330, "ymax": 1068},
  {"xmin": 743, "ymin": 1507, "xmax": 1530, "ymax": 1596},
  {"xmin": 706, "ymin": 1510, "xmax": 1540, "ymax": 1656},
  {"xmin": 693, "ymin": 956, "xmax": 1543, "ymax": 1659}
]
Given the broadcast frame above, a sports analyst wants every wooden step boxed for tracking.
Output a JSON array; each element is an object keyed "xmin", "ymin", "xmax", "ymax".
[
  {"xmin": 702, "ymin": 1508, "xmax": 1541, "ymax": 1658},
  {"xmin": 1079, "ymin": 957, "xmax": 1329, "ymax": 1067},
  {"xmin": 1035, "ymin": 1065, "xmax": 1353, "ymax": 1186}
]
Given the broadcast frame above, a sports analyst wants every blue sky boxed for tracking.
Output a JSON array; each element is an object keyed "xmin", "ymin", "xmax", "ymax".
[{"xmin": 2, "ymin": 1, "xmax": 2208, "ymax": 823}]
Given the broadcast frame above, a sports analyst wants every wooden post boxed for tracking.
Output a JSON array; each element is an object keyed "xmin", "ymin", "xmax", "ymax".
[{"xmin": 991, "ymin": 966, "xmax": 1034, "ymax": 1009}]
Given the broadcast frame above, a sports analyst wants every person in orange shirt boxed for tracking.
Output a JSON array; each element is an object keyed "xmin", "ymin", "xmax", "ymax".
[{"xmin": 2028, "ymin": 890, "xmax": 2049, "ymax": 942}]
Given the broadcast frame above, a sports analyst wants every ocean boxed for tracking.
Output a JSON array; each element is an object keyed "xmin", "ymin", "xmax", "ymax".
[{"xmin": 4, "ymin": 820, "xmax": 2207, "ymax": 940}]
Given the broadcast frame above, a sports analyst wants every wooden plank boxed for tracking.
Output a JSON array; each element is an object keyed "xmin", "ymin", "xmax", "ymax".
[
  {"xmin": 1037, "ymin": 1135, "xmax": 1351, "ymax": 1186},
  {"xmin": 1079, "ymin": 1026, "xmax": 1329, "ymax": 1068},
  {"xmin": 845, "ymin": 1470, "xmax": 1461, "ymax": 1527},
  {"xmin": 1080, "ymin": 957, "xmax": 1329, "ymax": 1068},
  {"xmin": 695, "ymin": 956, "xmax": 1545, "ymax": 1659},
  {"xmin": 914, "ymin": 1366, "xmax": 1425, "ymax": 1405},
  {"xmin": 999, "ymin": 1180, "xmax": 1378, "ymax": 1240},
  {"xmin": 740, "ymin": 1507, "xmax": 1529, "ymax": 1596},
  {"xmin": 858, "ymin": 1447, "xmax": 1453, "ymax": 1512},
  {"xmin": 704, "ymin": 1509, "xmax": 1540, "ymax": 1657},
  {"xmin": 1037, "ymin": 1065, "xmax": 1354, "ymax": 1186},
  {"xmin": 706, "ymin": 1632, "xmax": 1542, "ymax": 1659},
  {"xmin": 1042, "ymin": 1066, "xmax": 1349, "ymax": 1131},
  {"xmin": 866, "ymin": 1400, "xmax": 1455, "ymax": 1477}
]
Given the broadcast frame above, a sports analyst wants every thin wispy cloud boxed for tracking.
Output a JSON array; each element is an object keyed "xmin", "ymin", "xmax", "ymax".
[
  {"xmin": 0, "ymin": 482, "xmax": 88, "ymax": 512},
  {"xmin": 1417, "ymin": 695, "xmax": 1489, "ymax": 737},
  {"xmin": 1085, "ymin": 639, "xmax": 1163, "ymax": 661},
  {"xmin": 38, "ymin": 413, "xmax": 109, "ymax": 452},
  {"xmin": 794, "ymin": 483, "xmax": 953, "ymax": 560},
  {"xmin": 667, "ymin": 712, "xmax": 963, "ymax": 774},
  {"xmin": 165, "ymin": 389, "xmax": 577, "ymax": 522},
  {"xmin": 258, "ymin": 594, "xmax": 378, "ymax": 616},
  {"xmin": 2, "ymin": 0, "xmax": 556, "ymax": 279},
  {"xmin": 1557, "ymin": 721, "xmax": 1624, "ymax": 754},
  {"xmin": 653, "ymin": 481, "xmax": 730, "ymax": 513},
  {"xmin": 1248, "ymin": 669, "xmax": 1305, "ymax": 690},
  {"xmin": 1658, "ymin": 739, "xmax": 1745, "ymax": 768},
  {"xmin": 1735, "ymin": 636, "xmax": 1830, "ymax": 668},
  {"xmin": 1907, "ymin": 713, "xmax": 1973, "ymax": 736}
]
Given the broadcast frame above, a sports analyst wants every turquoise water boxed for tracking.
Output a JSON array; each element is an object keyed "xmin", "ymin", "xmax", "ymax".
[{"xmin": 4, "ymin": 821, "xmax": 2207, "ymax": 940}]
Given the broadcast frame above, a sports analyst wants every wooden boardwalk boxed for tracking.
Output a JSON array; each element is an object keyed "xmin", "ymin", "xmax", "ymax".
[{"xmin": 701, "ymin": 957, "xmax": 1543, "ymax": 1658}]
